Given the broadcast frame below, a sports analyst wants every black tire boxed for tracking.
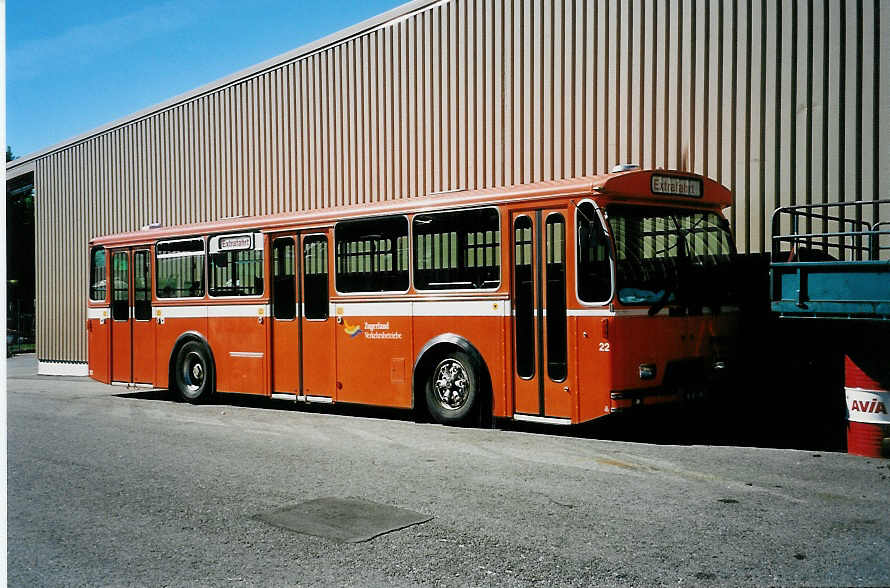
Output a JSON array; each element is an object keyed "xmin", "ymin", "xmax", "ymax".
[
  {"xmin": 173, "ymin": 340, "xmax": 214, "ymax": 403},
  {"xmin": 424, "ymin": 350, "xmax": 478, "ymax": 425}
]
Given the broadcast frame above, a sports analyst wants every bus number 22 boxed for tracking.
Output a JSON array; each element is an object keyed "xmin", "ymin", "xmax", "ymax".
[{"xmin": 598, "ymin": 342, "xmax": 610, "ymax": 352}]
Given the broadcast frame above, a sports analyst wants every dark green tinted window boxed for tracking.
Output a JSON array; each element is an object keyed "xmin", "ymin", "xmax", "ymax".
[
  {"xmin": 156, "ymin": 238, "xmax": 205, "ymax": 299},
  {"xmin": 335, "ymin": 217, "xmax": 409, "ymax": 293},
  {"xmin": 303, "ymin": 235, "xmax": 329, "ymax": 319},
  {"xmin": 272, "ymin": 238, "xmax": 296, "ymax": 320},
  {"xmin": 209, "ymin": 235, "xmax": 264, "ymax": 297},
  {"xmin": 413, "ymin": 208, "xmax": 500, "ymax": 290},
  {"xmin": 576, "ymin": 202, "xmax": 612, "ymax": 303},
  {"xmin": 89, "ymin": 247, "xmax": 106, "ymax": 301}
]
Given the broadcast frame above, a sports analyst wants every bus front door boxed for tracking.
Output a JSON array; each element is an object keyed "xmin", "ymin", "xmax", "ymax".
[
  {"xmin": 110, "ymin": 248, "xmax": 155, "ymax": 384},
  {"xmin": 511, "ymin": 209, "xmax": 575, "ymax": 421}
]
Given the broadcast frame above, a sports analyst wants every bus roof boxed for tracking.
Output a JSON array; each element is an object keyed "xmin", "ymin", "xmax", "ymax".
[{"xmin": 89, "ymin": 169, "xmax": 731, "ymax": 247}]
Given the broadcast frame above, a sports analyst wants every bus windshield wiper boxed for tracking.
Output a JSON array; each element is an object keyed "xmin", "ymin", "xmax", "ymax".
[{"xmin": 648, "ymin": 284, "xmax": 673, "ymax": 317}]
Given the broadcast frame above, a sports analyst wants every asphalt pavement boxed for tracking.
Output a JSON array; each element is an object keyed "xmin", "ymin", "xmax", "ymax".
[{"xmin": 7, "ymin": 354, "xmax": 890, "ymax": 586}]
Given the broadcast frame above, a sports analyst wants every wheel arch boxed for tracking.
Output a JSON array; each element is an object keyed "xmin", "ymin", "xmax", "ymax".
[
  {"xmin": 168, "ymin": 330, "xmax": 217, "ymax": 394},
  {"xmin": 412, "ymin": 333, "xmax": 492, "ymax": 424}
]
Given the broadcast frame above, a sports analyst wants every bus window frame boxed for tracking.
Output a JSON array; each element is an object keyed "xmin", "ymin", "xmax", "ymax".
[
  {"xmin": 271, "ymin": 235, "xmax": 297, "ymax": 322},
  {"xmin": 89, "ymin": 246, "xmax": 108, "ymax": 303},
  {"xmin": 302, "ymin": 232, "xmax": 330, "ymax": 322},
  {"xmin": 154, "ymin": 236, "xmax": 207, "ymax": 301},
  {"xmin": 544, "ymin": 210, "xmax": 569, "ymax": 383},
  {"xmin": 206, "ymin": 232, "xmax": 266, "ymax": 299},
  {"xmin": 110, "ymin": 250, "xmax": 130, "ymax": 322},
  {"xmin": 133, "ymin": 248, "xmax": 153, "ymax": 322},
  {"xmin": 574, "ymin": 198, "xmax": 615, "ymax": 307},
  {"xmin": 412, "ymin": 206, "xmax": 503, "ymax": 293},
  {"xmin": 512, "ymin": 213, "xmax": 536, "ymax": 381},
  {"xmin": 333, "ymin": 214, "xmax": 412, "ymax": 296}
]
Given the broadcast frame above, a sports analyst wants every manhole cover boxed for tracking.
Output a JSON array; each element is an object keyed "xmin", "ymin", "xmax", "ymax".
[{"xmin": 255, "ymin": 497, "xmax": 433, "ymax": 543}]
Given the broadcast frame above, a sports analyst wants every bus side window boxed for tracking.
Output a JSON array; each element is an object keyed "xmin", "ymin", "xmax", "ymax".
[
  {"xmin": 133, "ymin": 250, "xmax": 152, "ymax": 320},
  {"xmin": 208, "ymin": 234, "xmax": 264, "ymax": 297},
  {"xmin": 546, "ymin": 214, "xmax": 567, "ymax": 381},
  {"xmin": 303, "ymin": 236, "xmax": 329, "ymax": 319},
  {"xmin": 89, "ymin": 247, "xmax": 107, "ymax": 301},
  {"xmin": 272, "ymin": 238, "xmax": 296, "ymax": 320},
  {"xmin": 577, "ymin": 202, "xmax": 612, "ymax": 303},
  {"xmin": 335, "ymin": 217, "xmax": 409, "ymax": 293},
  {"xmin": 514, "ymin": 216, "xmax": 535, "ymax": 379},
  {"xmin": 413, "ymin": 208, "xmax": 500, "ymax": 290},
  {"xmin": 111, "ymin": 252, "xmax": 129, "ymax": 321},
  {"xmin": 156, "ymin": 238, "xmax": 205, "ymax": 299}
]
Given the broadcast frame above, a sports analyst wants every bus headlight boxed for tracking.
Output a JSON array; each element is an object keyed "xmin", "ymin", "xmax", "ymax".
[{"xmin": 639, "ymin": 363, "xmax": 656, "ymax": 380}]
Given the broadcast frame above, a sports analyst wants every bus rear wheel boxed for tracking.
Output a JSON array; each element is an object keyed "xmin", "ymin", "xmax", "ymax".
[
  {"xmin": 425, "ymin": 351, "xmax": 478, "ymax": 425},
  {"xmin": 174, "ymin": 340, "xmax": 214, "ymax": 403}
]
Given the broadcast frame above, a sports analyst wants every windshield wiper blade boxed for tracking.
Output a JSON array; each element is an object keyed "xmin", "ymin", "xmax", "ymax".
[{"xmin": 648, "ymin": 286, "xmax": 673, "ymax": 317}]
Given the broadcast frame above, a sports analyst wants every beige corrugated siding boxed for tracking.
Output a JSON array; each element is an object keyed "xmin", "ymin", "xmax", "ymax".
[{"xmin": 29, "ymin": 0, "xmax": 888, "ymax": 363}]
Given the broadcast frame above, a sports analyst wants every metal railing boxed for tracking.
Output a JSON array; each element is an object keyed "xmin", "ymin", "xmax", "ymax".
[{"xmin": 771, "ymin": 199, "xmax": 890, "ymax": 263}]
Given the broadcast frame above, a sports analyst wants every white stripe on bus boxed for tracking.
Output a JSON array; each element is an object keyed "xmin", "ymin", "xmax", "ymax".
[
  {"xmin": 88, "ymin": 302, "xmax": 738, "ymax": 321},
  {"xmin": 148, "ymin": 304, "xmax": 270, "ymax": 319},
  {"xmin": 412, "ymin": 299, "xmax": 510, "ymax": 317},
  {"xmin": 335, "ymin": 300, "xmax": 510, "ymax": 317}
]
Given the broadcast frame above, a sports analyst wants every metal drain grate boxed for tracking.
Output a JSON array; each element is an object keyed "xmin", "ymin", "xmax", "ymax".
[{"xmin": 254, "ymin": 497, "xmax": 433, "ymax": 543}]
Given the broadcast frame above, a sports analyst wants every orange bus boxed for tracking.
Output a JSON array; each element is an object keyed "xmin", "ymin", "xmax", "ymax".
[{"xmin": 87, "ymin": 169, "xmax": 738, "ymax": 426}]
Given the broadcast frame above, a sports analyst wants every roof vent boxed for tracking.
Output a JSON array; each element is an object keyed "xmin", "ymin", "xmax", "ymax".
[
  {"xmin": 141, "ymin": 222, "xmax": 162, "ymax": 231},
  {"xmin": 610, "ymin": 163, "xmax": 639, "ymax": 173}
]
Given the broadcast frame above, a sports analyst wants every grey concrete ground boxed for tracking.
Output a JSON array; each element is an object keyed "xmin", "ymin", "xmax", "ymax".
[{"xmin": 7, "ymin": 354, "xmax": 890, "ymax": 586}]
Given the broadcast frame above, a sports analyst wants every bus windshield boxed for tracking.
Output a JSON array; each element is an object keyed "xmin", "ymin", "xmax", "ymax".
[{"xmin": 607, "ymin": 205, "xmax": 735, "ymax": 309}]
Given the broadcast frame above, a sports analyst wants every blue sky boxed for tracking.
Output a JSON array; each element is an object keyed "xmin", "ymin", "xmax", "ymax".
[{"xmin": 7, "ymin": 0, "xmax": 404, "ymax": 158}]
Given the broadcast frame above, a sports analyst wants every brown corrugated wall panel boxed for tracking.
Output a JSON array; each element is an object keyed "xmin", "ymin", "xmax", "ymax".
[{"xmin": 32, "ymin": 0, "xmax": 887, "ymax": 363}]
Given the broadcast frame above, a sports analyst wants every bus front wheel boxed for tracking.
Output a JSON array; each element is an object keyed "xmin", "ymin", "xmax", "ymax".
[
  {"xmin": 425, "ymin": 351, "xmax": 478, "ymax": 425},
  {"xmin": 174, "ymin": 340, "xmax": 214, "ymax": 403}
]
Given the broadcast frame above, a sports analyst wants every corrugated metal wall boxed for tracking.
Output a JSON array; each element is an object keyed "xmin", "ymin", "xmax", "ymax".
[{"xmin": 34, "ymin": 0, "xmax": 887, "ymax": 363}]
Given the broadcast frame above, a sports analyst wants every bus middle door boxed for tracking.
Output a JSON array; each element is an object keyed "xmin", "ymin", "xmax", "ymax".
[
  {"xmin": 270, "ymin": 232, "xmax": 335, "ymax": 399},
  {"xmin": 271, "ymin": 235, "xmax": 300, "ymax": 394},
  {"xmin": 300, "ymin": 233, "xmax": 335, "ymax": 400}
]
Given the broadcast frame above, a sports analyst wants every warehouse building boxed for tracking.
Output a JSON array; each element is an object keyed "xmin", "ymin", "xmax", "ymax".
[{"xmin": 6, "ymin": 0, "xmax": 888, "ymax": 375}]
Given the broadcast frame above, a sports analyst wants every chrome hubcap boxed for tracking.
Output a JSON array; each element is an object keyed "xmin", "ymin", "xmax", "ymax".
[
  {"xmin": 183, "ymin": 352, "xmax": 205, "ymax": 395},
  {"xmin": 433, "ymin": 358, "xmax": 469, "ymax": 411}
]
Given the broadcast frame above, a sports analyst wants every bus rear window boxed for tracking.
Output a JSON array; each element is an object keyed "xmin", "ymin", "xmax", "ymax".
[
  {"xmin": 335, "ymin": 217, "xmax": 409, "ymax": 293},
  {"xmin": 89, "ymin": 247, "xmax": 106, "ymax": 301},
  {"xmin": 413, "ymin": 208, "xmax": 500, "ymax": 290},
  {"xmin": 156, "ymin": 238, "xmax": 205, "ymax": 298}
]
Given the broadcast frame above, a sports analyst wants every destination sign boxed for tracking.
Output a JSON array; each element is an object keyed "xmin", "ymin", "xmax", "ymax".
[
  {"xmin": 218, "ymin": 235, "xmax": 253, "ymax": 251},
  {"xmin": 651, "ymin": 174, "xmax": 703, "ymax": 198}
]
